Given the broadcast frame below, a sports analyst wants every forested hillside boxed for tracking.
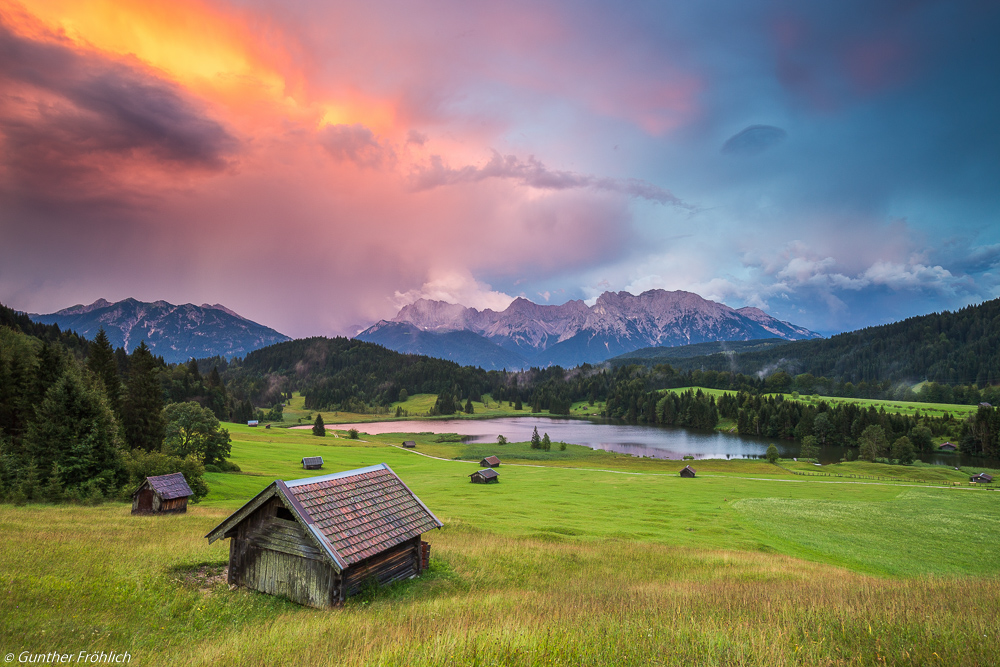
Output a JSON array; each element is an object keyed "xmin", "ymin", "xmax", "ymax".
[
  {"xmin": 0, "ymin": 302, "xmax": 235, "ymax": 504},
  {"xmin": 613, "ymin": 297, "xmax": 1000, "ymax": 402},
  {"xmin": 219, "ymin": 336, "xmax": 611, "ymax": 416}
]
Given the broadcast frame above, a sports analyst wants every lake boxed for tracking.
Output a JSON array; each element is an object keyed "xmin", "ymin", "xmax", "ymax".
[{"xmin": 306, "ymin": 416, "xmax": 994, "ymax": 468}]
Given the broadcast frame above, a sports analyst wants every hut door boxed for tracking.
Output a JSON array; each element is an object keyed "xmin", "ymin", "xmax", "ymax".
[{"xmin": 137, "ymin": 488, "xmax": 154, "ymax": 512}]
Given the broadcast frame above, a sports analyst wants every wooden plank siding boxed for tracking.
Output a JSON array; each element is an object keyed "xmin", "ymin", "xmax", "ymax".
[
  {"xmin": 228, "ymin": 496, "xmax": 342, "ymax": 608},
  {"xmin": 343, "ymin": 536, "xmax": 421, "ymax": 597}
]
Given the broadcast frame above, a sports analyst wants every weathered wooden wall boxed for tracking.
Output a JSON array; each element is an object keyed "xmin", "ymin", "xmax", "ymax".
[
  {"xmin": 228, "ymin": 496, "xmax": 341, "ymax": 608},
  {"xmin": 343, "ymin": 536, "xmax": 421, "ymax": 597},
  {"xmin": 131, "ymin": 487, "xmax": 187, "ymax": 514}
]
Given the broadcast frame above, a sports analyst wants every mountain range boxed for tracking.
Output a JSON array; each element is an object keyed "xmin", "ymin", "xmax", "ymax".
[
  {"xmin": 356, "ymin": 289, "xmax": 821, "ymax": 369},
  {"xmin": 31, "ymin": 298, "xmax": 290, "ymax": 364}
]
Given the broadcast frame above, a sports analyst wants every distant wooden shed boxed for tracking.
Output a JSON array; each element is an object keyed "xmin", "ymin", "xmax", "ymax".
[
  {"xmin": 480, "ymin": 455, "xmax": 501, "ymax": 468},
  {"xmin": 971, "ymin": 473, "xmax": 993, "ymax": 483},
  {"xmin": 470, "ymin": 468, "xmax": 499, "ymax": 484},
  {"xmin": 680, "ymin": 465, "xmax": 697, "ymax": 478},
  {"xmin": 132, "ymin": 473, "xmax": 194, "ymax": 515},
  {"xmin": 402, "ymin": 440, "xmax": 416, "ymax": 448},
  {"xmin": 205, "ymin": 463, "xmax": 442, "ymax": 608},
  {"xmin": 939, "ymin": 442, "xmax": 957, "ymax": 451},
  {"xmin": 302, "ymin": 456, "xmax": 324, "ymax": 470},
  {"xmin": 247, "ymin": 420, "xmax": 259, "ymax": 427}
]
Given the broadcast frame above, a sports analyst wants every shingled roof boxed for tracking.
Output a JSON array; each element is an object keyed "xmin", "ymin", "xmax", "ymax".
[
  {"xmin": 206, "ymin": 464, "xmax": 442, "ymax": 571},
  {"xmin": 136, "ymin": 472, "xmax": 193, "ymax": 500}
]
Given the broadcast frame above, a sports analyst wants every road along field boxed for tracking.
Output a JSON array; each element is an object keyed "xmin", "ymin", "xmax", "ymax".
[{"xmin": 2, "ymin": 425, "xmax": 998, "ymax": 666}]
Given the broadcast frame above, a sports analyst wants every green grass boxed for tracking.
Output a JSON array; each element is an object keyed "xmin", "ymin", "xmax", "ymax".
[
  {"xmin": 4, "ymin": 424, "xmax": 999, "ymax": 665},
  {"xmin": 281, "ymin": 392, "xmax": 607, "ymax": 425},
  {"xmin": 667, "ymin": 386, "xmax": 980, "ymax": 419}
]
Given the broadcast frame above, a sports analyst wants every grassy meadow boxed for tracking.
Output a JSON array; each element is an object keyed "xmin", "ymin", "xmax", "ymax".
[
  {"xmin": 3, "ymin": 423, "xmax": 999, "ymax": 665},
  {"xmin": 281, "ymin": 393, "xmax": 606, "ymax": 425}
]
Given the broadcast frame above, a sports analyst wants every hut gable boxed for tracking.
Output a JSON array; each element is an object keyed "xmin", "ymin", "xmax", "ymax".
[
  {"xmin": 939, "ymin": 442, "xmax": 956, "ymax": 451},
  {"xmin": 205, "ymin": 464, "xmax": 442, "ymax": 607},
  {"xmin": 680, "ymin": 465, "xmax": 696, "ymax": 478},
  {"xmin": 470, "ymin": 468, "xmax": 499, "ymax": 483},
  {"xmin": 480, "ymin": 456, "xmax": 501, "ymax": 468},
  {"xmin": 132, "ymin": 472, "xmax": 193, "ymax": 514},
  {"xmin": 302, "ymin": 456, "xmax": 324, "ymax": 470}
]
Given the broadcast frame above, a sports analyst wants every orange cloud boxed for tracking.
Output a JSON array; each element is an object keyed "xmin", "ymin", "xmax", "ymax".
[{"xmin": 6, "ymin": 0, "xmax": 397, "ymax": 132}]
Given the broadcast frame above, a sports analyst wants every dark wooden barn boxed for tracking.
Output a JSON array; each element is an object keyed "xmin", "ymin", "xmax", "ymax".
[
  {"xmin": 479, "ymin": 456, "xmax": 501, "ymax": 468},
  {"xmin": 402, "ymin": 440, "xmax": 416, "ymax": 448},
  {"xmin": 680, "ymin": 465, "xmax": 697, "ymax": 478},
  {"xmin": 971, "ymin": 473, "xmax": 994, "ymax": 483},
  {"xmin": 205, "ymin": 463, "xmax": 442, "ymax": 608},
  {"xmin": 132, "ymin": 473, "xmax": 194, "ymax": 515},
  {"xmin": 939, "ymin": 442, "xmax": 957, "ymax": 451},
  {"xmin": 302, "ymin": 456, "xmax": 324, "ymax": 470},
  {"xmin": 469, "ymin": 468, "xmax": 499, "ymax": 484}
]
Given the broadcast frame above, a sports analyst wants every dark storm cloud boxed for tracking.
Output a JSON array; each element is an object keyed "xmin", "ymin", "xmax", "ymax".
[
  {"xmin": 0, "ymin": 18, "xmax": 237, "ymax": 206},
  {"xmin": 721, "ymin": 125, "xmax": 787, "ymax": 156}
]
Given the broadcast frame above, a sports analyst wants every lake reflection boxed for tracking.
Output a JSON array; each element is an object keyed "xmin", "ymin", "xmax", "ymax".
[
  {"xmin": 323, "ymin": 417, "xmax": 794, "ymax": 461},
  {"xmin": 313, "ymin": 417, "xmax": 996, "ymax": 468}
]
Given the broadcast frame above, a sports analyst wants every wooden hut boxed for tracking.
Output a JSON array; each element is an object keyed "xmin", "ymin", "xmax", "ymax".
[
  {"xmin": 247, "ymin": 420, "xmax": 259, "ymax": 427},
  {"xmin": 402, "ymin": 440, "xmax": 416, "ymax": 448},
  {"xmin": 939, "ymin": 442, "xmax": 957, "ymax": 451},
  {"xmin": 479, "ymin": 455, "xmax": 501, "ymax": 468},
  {"xmin": 302, "ymin": 456, "xmax": 324, "ymax": 470},
  {"xmin": 971, "ymin": 473, "xmax": 993, "ymax": 483},
  {"xmin": 132, "ymin": 473, "xmax": 194, "ymax": 515},
  {"xmin": 680, "ymin": 465, "xmax": 697, "ymax": 478},
  {"xmin": 469, "ymin": 468, "xmax": 499, "ymax": 484},
  {"xmin": 205, "ymin": 463, "xmax": 442, "ymax": 608}
]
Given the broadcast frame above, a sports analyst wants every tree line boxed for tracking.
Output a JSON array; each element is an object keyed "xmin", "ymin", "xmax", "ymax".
[
  {"xmin": 0, "ymin": 303, "xmax": 235, "ymax": 504},
  {"xmin": 613, "ymin": 296, "xmax": 1000, "ymax": 403}
]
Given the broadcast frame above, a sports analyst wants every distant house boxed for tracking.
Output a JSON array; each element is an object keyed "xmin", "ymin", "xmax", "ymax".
[
  {"xmin": 302, "ymin": 456, "xmax": 324, "ymax": 470},
  {"xmin": 970, "ymin": 473, "xmax": 993, "ymax": 483},
  {"xmin": 470, "ymin": 469, "xmax": 499, "ymax": 484},
  {"xmin": 248, "ymin": 420, "xmax": 259, "ymax": 427},
  {"xmin": 479, "ymin": 456, "xmax": 501, "ymax": 468},
  {"xmin": 402, "ymin": 440, "xmax": 416, "ymax": 448},
  {"xmin": 132, "ymin": 473, "xmax": 194, "ymax": 515},
  {"xmin": 680, "ymin": 465, "xmax": 696, "ymax": 478},
  {"xmin": 979, "ymin": 402, "xmax": 992, "ymax": 409},
  {"xmin": 939, "ymin": 442, "xmax": 957, "ymax": 451},
  {"xmin": 205, "ymin": 463, "xmax": 442, "ymax": 608}
]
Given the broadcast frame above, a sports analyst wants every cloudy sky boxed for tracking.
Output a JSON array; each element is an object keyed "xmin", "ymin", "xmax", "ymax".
[{"xmin": 1, "ymin": 0, "xmax": 998, "ymax": 338}]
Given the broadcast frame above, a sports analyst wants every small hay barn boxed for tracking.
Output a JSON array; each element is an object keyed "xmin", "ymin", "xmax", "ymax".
[
  {"xmin": 205, "ymin": 463, "xmax": 442, "ymax": 608},
  {"xmin": 680, "ymin": 465, "xmax": 697, "ymax": 478},
  {"xmin": 470, "ymin": 468, "xmax": 499, "ymax": 484},
  {"xmin": 302, "ymin": 456, "xmax": 324, "ymax": 470},
  {"xmin": 402, "ymin": 440, "xmax": 416, "ymax": 448},
  {"xmin": 971, "ymin": 473, "xmax": 993, "ymax": 483},
  {"xmin": 939, "ymin": 442, "xmax": 957, "ymax": 451},
  {"xmin": 479, "ymin": 456, "xmax": 501, "ymax": 468},
  {"xmin": 131, "ymin": 473, "xmax": 194, "ymax": 515}
]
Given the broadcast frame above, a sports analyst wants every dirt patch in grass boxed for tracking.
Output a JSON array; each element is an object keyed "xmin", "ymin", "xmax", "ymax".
[{"xmin": 171, "ymin": 562, "xmax": 229, "ymax": 592}]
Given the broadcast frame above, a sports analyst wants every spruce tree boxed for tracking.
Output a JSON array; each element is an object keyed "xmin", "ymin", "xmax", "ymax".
[
  {"xmin": 86, "ymin": 328, "xmax": 122, "ymax": 417},
  {"xmin": 530, "ymin": 426, "xmax": 541, "ymax": 449},
  {"xmin": 122, "ymin": 342, "xmax": 166, "ymax": 452},
  {"xmin": 464, "ymin": 397, "xmax": 474, "ymax": 414},
  {"xmin": 541, "ymin": 433, "xmax": 551, "ymax": 451},
  {"xmin": 312, "ymin": 413, "xmax": 326, "ymax": 436},
  {"xmin": 24, "ymin": 365, "xmax": 126, "ymax": 495}
]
